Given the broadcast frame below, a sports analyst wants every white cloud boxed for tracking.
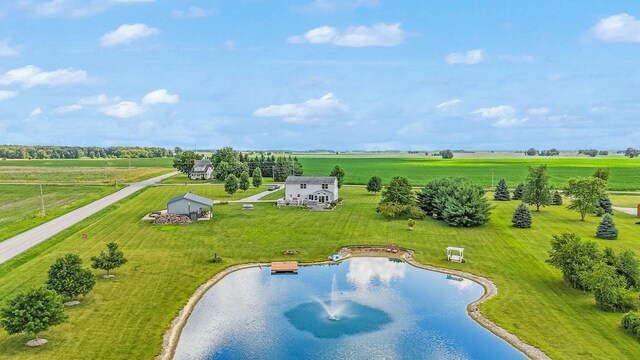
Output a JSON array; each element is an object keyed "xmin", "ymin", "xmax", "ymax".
[
  {"xmin": 54, "ymin": 104, "xmax": 83, "ymax": 114},
  {"xmin": 497, "ymin": 54, "xmax": 536, "ymax": 63},
  {"xmin": 100, "ymin": 23, "xmax": 159, "ymax": 47},
  {"xmin": 591, "ymin": 13, "xmax": 640, "ymax": 43},
  {"xmin": 288, "ymin": 23, "xmax": 406, "ymax": 47},
  {"xmin": 0, "ymin": 65, "xmax": 90, "ymax": 88},
  {"xmin": 100, "ymin": 101, "xmax": 146, "ymax": 118},
  {"xmin": 78, "ymin": 94, "xmax": 120, "ymax": 105},
  {"xmin": 173, "ymin": 6, "xmax": 214, "ymax": 18},
  {"xmin": 492, "ymin": 118, "xmax": 529, "ymax": 128},
  {"xmin": 142, "ymin": 89, "xmax": 179, "ymax": 105},
  {"xmin": 0, "ymin": 40, "xmax": 20, "ymax": 57},
  {"xmin": 30, "ymin": 108, "xmax": 43, "ymax": 117},
  {"xmin": 445, "ymin": 49, "xmax": 484, "ymax": 64},
  {"xmin": 527, "ymin": 107, "xmax": 549, "ymax": 115},
  {"xmin": 435, "ymin": 99, "xmax": 461, "ymax": 110},
  {"xmin": 253, "ymin": 93, "xmax": 348, "ymax": 123},
  {"xmin": 294, "ymin": 0, "xmax": 379, "ymax": 14},
  {"xmin": 0, "ymin": 90, "xmax": 17, "ymax": 101},
  {"xmin": 472, "ymin": 105, "xmax": 515, "ymax": 118}
]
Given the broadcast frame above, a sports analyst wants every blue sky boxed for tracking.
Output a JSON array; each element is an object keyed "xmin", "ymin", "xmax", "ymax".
[{"xmin": 0, "ymin": 0, "xmax": 639, "ymax": 151}]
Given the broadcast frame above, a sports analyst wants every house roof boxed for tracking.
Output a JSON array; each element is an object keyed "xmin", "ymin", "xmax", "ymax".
[
  {"xmin": 285, "ymin": 176, "xmax": 337, "ymax": 185},
  {"xmin": 191, "ymin": 159, "xmax": 212, "ymax": 173},
  {"xmin": 166, "ymin": 193, "xmax": 214, "ymax": 207}
]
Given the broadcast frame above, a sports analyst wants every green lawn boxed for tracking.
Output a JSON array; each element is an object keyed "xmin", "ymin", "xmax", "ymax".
[
  {"xmin": 1, "ymin": 187, "xmax": 640, "ymax": 359},
  {"xmin": 296, "ymin": 156, "xmax": 640, "ymax": 190},
  {"xmin": 259, "ymin": 188, "xmax": 285, "ymax": 200},
  {"xmin": 610, "ymin": 194, "xmax": 640, "ymax": 209},
  {"xmin": 0, "ymin": 185, "xmax": 117, "ymax": 243}
]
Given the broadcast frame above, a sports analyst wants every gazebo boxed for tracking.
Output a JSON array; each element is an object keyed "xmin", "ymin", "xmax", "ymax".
[{"xmin": 446, "ymin": 247, "xmax": 465, "ymax": 263}]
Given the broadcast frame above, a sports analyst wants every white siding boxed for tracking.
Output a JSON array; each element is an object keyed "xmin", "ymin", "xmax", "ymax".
[{"xmin": 284, "ymin": 178, "xmax": 339, "ymax": 203}]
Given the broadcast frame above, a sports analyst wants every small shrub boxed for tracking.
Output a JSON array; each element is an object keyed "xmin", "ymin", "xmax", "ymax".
[
  {"xmin": 552, "ymin": 191, "xmax": 563, "ymax": 206},
  {"xmin": 407, "ymin": 218, "xmax": 415, "ymax": 230},
  {"xmin": 597, "ymin": 214, "xmax": 618, "ymax": 240},
  {"xmin": 512, "ymin": 183, "xmax": 525, "ymax": 200},
  {"xmin": 621, "ymin": 312, "xmax": 640, "ymax": 340},
  {"xmin": 599, "ymin": 196, "xmax": 613, "ymax": 214},
  {"xmin": 512, "ymin": 204, "xmax": 532, "ymax": 228},
  {"xmin": 208, "ymin": 253, "xmax": 223, "ymax": 263},
  {"xmin": 594, "ymin": 207, "xmax": 605, "ymax": 217},
  {"xmin": 494, "ymin": 179, "xmax": 511, "ymax": 201}
]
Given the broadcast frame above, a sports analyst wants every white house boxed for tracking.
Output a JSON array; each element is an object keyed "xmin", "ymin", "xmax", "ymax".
[
  {"xmin": 189, "ymin": 159, "xmax": 214, "ymax": 180},
  {"xmin": 284, "ymin": 176, "xmax": 339, "ymax": 205},
  {"xmin": 167, "ymin": 193, "xmax": 214, "ymax": 218}
]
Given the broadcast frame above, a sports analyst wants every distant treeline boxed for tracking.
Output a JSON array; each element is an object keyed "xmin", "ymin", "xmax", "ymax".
[{"xmin": 0, "ymin": 145, "xmax": 173, "ymax": 159}]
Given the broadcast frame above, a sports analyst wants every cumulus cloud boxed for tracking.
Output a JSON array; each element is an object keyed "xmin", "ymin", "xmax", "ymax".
[
  {"xmin": 142, "ymin": 89, "xmax": 179, "ymax": 105},
  {"xmin": 435, "ymin": 98, "xmax": 461, "ymax": 110},
  {"xmin": 492, "ymin": 118, "xmax": 529, "ymax": 128},
  {"xmin": 253, "ymin": 93, "xmax": 348, "ymax": 123},
  {"xmin": 100, "ymin": 23, "xmax": 159, "ymax": 47},
  {"xmin": 100, "ymin": 101, "xmax": 146, "ymax": 118},
  {"xmin": 0, "ymin": 90, "xmax": 17, "ymax": 101},
  {"xmin": 497, "ymin": 54, "xmax": 536, "ymax": 63},
  {"xmin": 173, "ymin": 6, "xmax": 214, "ymax": 18},
  {"xmin": 591, "ymin": 13, "xmax": 640, "ymax": 42},
  {"xmin": 527, "ymin": 107, "xmax": 549, "ymax": 115},
  {"xmin": 0, "ymin": 65, "xmax": 90, "ymax": 88},
  {"xmin": 30, "ymin": 108, "xmax": 43, "ymax": 117},
  {"xmin": 78, "ymin": 94, "xmax": 119, "ymax": 105},
  {"xmin": 472, "ymin": 105, "xmax": 515, "ymax": 118},
  {"xmin": 54, "ymin": 104, "xmax": 83, "ymax": 114},
  {"xmin": 445, "ymin": 49, "xmax": 484, "ymax": 64},
  {"xmin": 288, "ymin": 23, "xmax": 406, "ymax": 47},
  {"xmin": 0, "ymin": 40, "xmax": 20, "ymax": 57}
]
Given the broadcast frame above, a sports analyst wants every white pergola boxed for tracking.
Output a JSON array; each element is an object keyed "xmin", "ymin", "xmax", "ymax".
[{"xmin": 446, "ymin": 247, "xmax": 465, "ymax": 263}]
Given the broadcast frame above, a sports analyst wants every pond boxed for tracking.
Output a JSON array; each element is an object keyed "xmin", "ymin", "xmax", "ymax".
[{"xmin": 174, "ymin": 257, "xmax": 526, "ymax": 359}]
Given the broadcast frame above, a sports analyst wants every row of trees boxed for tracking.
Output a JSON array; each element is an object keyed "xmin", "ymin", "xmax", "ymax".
[
  {"xmin": 0, "ymin": 145, "xmax": 172, "ymax": 159},
  {"xmin": 0, "ymin": 243, "xmax": 127, "ymax": 345}
]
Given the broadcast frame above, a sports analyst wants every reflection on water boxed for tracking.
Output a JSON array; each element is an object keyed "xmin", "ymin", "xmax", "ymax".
[{"xmin": 174, "ymin": 258, "xmax": 526, "ymax": 360}]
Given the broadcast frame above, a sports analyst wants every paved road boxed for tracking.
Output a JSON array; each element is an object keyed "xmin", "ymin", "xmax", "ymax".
[
  {"xmin": 0, "ymin": 171, "xmax": 178, "ymax": 265},
  {"xmin": 612, "ymin": 206, "xmax": 638, "ymax": 216}
]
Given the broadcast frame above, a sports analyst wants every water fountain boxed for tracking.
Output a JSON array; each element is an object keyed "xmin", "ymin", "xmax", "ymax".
[{"xmin": 316, "ymin": 273, "xmax": 339, "ymax": 321}]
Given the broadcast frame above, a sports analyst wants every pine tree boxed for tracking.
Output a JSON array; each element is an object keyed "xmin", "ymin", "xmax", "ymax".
[
  {"xmin": 512, "ymin": 204, "xmax": 532, "ymax": 228},
  {"xmin": 512, "ymin": 183, "xmax": 525, "ymax": 200},
  {"xmin": 596, "ymin": 213, "xmax": 618, "ymax": 240},
  {"xmin": 599, "ymin": 196, "xmax": 612, "ymax": 214},
  {"xmin": 494, "ymin": 179, "xmax": 510, "ymax": 201},
  {"xmin": 552, "ymin": 190, "xmax": 563, "ymax": 205}
]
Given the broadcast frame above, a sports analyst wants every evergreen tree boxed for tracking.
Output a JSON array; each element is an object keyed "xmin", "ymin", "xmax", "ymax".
[
  {"xmin": 512, "ymin": 204, "xmax": 532, "ymax": 228},
  {"xmin": 224, "ymin": 174, "xmax": 239, "ymax": 196},
  {"xmin": 596, "ymin": 214, "xmax": 618, "ymax": 240},
  {"xmin": 512, "ymin": 183, "xmax": 525, "ymax": 200},
  {"xmin": 239, "ymin": 171, "xmax": 250, "ymax": 192},
  {"xmin": 441, "ymin": 181, "xmax": 492, "ymax": 227},
  {"xmin": 366, "ymin": 176, "xmax": 382, "ymax": 194},
  {"xmin": 91, "ymin": 242, "xmax": 128, "ymax": 277},
  {"xmin": 252, "ymin": 167, "xmax": 262, "ymax": 188},
  {"xmin": 494, "ymin": 179, "xmax": 510, "ymax": 201},
  {"xmin": 599, "ymin": 196, "xmax": 613, "ymax": 214},
  {"xmin": 523, "ymin": 165, "xmax": 553, "ymax": 211},
  {"xmin": 329, "ymin": 165, "xmax": 345, "ymax": 188},
  {"xmin": 47, "ymin": 254, "xmax": 95, "ymax": 301},
  {"xmin": 552, "ymin": 190, "xmax": 563, "ymax": 205}
]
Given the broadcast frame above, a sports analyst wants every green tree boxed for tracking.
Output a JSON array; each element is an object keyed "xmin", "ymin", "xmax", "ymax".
[
  {"xmin": 417, "ymin": 178, "xmax": 462, "ymax": 218},
  {"xmin": 596, "ymin": 214, "xmax": 618, "ymax": 240},
  {"xmin": 439, "ymin": 149, "xmax": 454, "ymax": 159},
  {"xmin": 329, "ymin": 165, "xmax": 345, "ymax": 188},
  {"xmin": 616, "ymin": 250, "xmax": 640, "ymax": 289},
  {"xmin": 564, "ymin": 177, "xmax": 606, "ymax": 220},
  {"xmin": 621, "ymin": 312, "xmax": 640, "ymax": 340},
  {"xmin": 525, "ymin": 148, "xmax": 538, "ymax": 156},
  {"xmin": 512, "ymin": 182, "xmax": 525, "ymax": 200},
  {"xmin": 547, "ymin": 233, "xmax": 600, "ymax": 290},
  {"xmin": 211, "ymin": 147, "xmax": 240, "ymax": 167},
  {"xmin": 172, "ymin": 151, "xmax": 202, "ymax": 174},
  {"xmin": 215, "ymin": 161, "xmax": 232, "ymax": 181},
  {"xmin": 441, "ymin": 180, "xmax": 492, "ymax": 227},
  {"xmin": 494, "ymin": 179, "xmax": 510, "ymax": 201},
  {"xmin": 366, "ymin": 176, "xmax": 383, "ymax": 194},
  {"xmin": 380, "ymin": 176, "xmax": 414, "ymax": 205},
  {"xmin": 552, "ymin": 190, "xmax": 563, "ymax": 205},
  {"xmin": 0, "ymin": 287, "xmax": 67, "ymax": 344},
  {"xmin": 593, "ymin": 168, "xmax": 610, "ymax": 182},
  {"xmin": 583, "ymin": 262, "xmax": 635, "ymax": 312},
  {"xmin": 512, "ymin": 204, "xmax": 532, "ymax": 228},
  {"xmin": 625, "ymin": 147, "xmax": 638, "ymax": 158},
  {"xmin": 523, "ymin": 165, "xmax": 553, "ymax": 211},
  {"xmin": 91, "ymin": 242, "xmax": 128, "ymax": 277},
  {"xmin": 239, "ymin": 171, "xmax": 250, "ymax": 192},
  {"xmin": 224, "ymin": 174, "xmax": 239, "ymax": 196},
  {"xmin": 252, "ymin": 167, "xmax": 263, "ymax": 188},
  {"xmin": 47, "ymin": 254, "xmax": 96, "ymax": 301},
  {"xmin": 599, "ymin": 196, "xmax": 612, "ymax": 214}
]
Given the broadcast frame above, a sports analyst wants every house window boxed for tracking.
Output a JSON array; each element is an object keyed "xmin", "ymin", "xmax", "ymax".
[
  {"xmin": 322, "ymin": 184, "xmax": 328, "ymax": 189},
  {"xmin": 300, "ymin": 184, "xmax": 306, "ymax": 189}
]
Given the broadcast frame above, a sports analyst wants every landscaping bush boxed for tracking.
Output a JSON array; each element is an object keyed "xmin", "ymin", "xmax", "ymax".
[
  {"xmin": 583, "ymin": 262, "xmax": 636, "ymax": 312},
  {"xmin": 494, "ymin": 179, "xmax": 510, "ymax": 201},
  {"xmin": 377, "ymin": 176, "xmax": 425, "ymax": 219},
  {"xmin": 547, "ymin": 233, "xmax": 600, "ymax": 290},
  {"xmin": 512, "ymin": 204, "xmax": 532, "ymax": 228},
  {"xmin": 599, "ymin": 196, "xmax": 613, "ymax": 214},
  {"xmin": 417, "ymin": 178, "xmax": 491, "ymax": 227},
  {"xmin": 597, "ymin": 214, "xmax": 618, "ymax": 240},
  {"xmin": 512, "ymin": 183, "xmax": 525, "ymax": 200},
  {"xmin": 621, "ymin": 312, "xmax": 640, "ymax": 340},
  {"xmin": 552, "ymin": 191, "xmax": 563, "ymax": 205},
  {"xmin": 594, "ymin": 207, "xmax": 605, "ymax": 217},
  {"xmin": 376, "ymin": 202, "xmax": 425, "ymax": 219}
]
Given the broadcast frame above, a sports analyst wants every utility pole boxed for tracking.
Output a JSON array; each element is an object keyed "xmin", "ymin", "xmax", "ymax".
[
  {"xmin": 491, "ymin": 169, "xmax": 495, "ymax": 188},
  {"xmin": 39, "ymin": 183, "xmax": 45, "ymax": 215}
]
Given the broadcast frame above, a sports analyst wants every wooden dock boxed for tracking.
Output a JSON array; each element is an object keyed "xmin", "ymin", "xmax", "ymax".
[{"xmin": 271, "ymin": 261, "xmax": 298, "ymax": 274}]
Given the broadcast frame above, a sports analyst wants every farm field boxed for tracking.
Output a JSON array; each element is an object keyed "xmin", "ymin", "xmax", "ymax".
[
  {"xmin": 0, "ymin": 187, "xmax": 639, "ymax": 359},
  {"xmin": 0, "ymin": 185, "xmax": 117, "ymax": 243},
  {"xmin": 610, "ymin": 194, "xmax": 640, "ymax": 209},
  {"xmin": 296, "ymin": 156, "xmax": 640, "ymax": 190}
]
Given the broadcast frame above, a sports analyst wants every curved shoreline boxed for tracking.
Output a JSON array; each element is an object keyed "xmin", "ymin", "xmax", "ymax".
[{"xmin": 158, "ymin": 246, "xmax": 551, "ymax": 360}]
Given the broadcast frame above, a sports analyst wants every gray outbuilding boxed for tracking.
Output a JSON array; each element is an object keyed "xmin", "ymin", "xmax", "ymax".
[{"xmin": 167, "ymin": 193, "xmax": 214, "ymax": 219}]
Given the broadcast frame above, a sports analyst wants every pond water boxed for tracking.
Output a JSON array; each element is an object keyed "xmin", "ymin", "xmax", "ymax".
[{"xmin": 174, "ymin": 257, "xmax": 526, "ymax": 360}]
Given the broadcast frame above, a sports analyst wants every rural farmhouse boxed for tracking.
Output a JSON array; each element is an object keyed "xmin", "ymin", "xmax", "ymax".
[{"xmin": 284, "ymin": 176, "xmax": 338, "ymax": 206}]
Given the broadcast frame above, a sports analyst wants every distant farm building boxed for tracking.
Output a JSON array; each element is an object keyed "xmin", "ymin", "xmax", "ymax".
[
  {"xmin": 190, "ymin": 159, "xmax": 214, "ymax": 180},
  {"xmin": 167, "ymin": 193, "xmax": 214, "ymax": 219},
  {"xmin": 284, "ymin": 176, "xmax": 339, "ymax": 206}
]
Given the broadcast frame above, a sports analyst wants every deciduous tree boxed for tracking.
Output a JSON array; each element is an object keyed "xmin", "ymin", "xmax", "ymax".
[
  {"xmin": 239, "ymin": 171, "xmax": 250, "ymax": 192},
  {"xmin": 224, "ymin": 174, "xmax": 239, "ymax": 196},
  {"xmin": 91, "ymin": 242, "xmax": 128, "ymax": 277},
  {"xmin": 366, "ymin": 176, "xmax": 382, "ymax": 194},
  {"xmin": 252, "ymin": 167, "xmax": 262, "ymax": 188},
  {"xmin": 547, "ymin": 233, "xmax": 600, "ymax": 290},
  {"xmin": 564, "ymin": 177, "xmax": 606, "ymax": 220},
  {"xmin": 523, "ymin": 165, "xmax": 552, "ymax": 211},
  {"xmin": 330, "ymin": 165, "xmax": 345, "ymax": 188},
  {"xmin": 47, "ymin": 254, "xmax": 95, "ymax": 301},
  {"xmin": 172, "ymin": 151, "xmax": 202, "ymax": 174}
]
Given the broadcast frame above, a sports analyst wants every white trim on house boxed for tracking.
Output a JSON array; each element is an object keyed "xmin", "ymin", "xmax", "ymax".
[{"xmin": 284, "ymin": 176, "xmax": 339, "ymax": 205}]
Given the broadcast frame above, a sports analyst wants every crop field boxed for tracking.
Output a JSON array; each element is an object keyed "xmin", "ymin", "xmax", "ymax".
[
  {"xmin": 0, "ymin": 187, "xmax": 639, "ymax": 359},
  {"xmin": 0, "ymin": 185, "xmax": 116, "ymax": 243},
  {"xmin": 296, "ymin": 156, "xmax": 640, "ymax": 190}
]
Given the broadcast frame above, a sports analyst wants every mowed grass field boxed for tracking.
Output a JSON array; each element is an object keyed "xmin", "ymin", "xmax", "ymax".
[
  {"xmin": 0, "ymin": 186, "xmax": 639, "ymax": 359},
  {"xmin": 296, "ymin": 156, "xmax": 640, "ymax": 190},
  {"xmin": 0, "ymin": 185, "xmax": 116, "ymax": 243},
  {"xmin": 0, "ymin": 158, "xmax": 173, "ymax": 183}
]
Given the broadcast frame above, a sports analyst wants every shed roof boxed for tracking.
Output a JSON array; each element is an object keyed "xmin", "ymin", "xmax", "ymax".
[
  {"xmin": 285, "ymin": 176, "xmax": 337, "ymax": 185},
  {"xmin": 166, "ymin": 193, "xmax": 214, "ymax": 207}
]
